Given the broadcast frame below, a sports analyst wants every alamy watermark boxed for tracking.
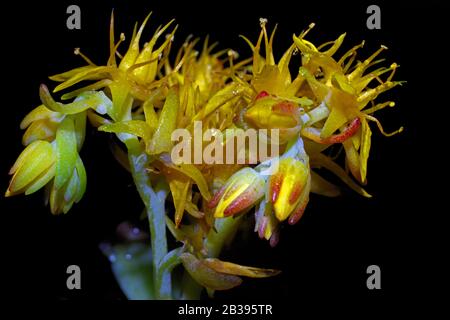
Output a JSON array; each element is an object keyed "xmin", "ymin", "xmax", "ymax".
[
  {"xmin": 66, "ymin": 264, "xmax": 81, "ymax": 290},
  {"xmin": 366, "ymin": 264, "xmax": 381, "ymax": 289},
  {"xmin": 66, "ymin": 5, "xmax": 81, "ymax": 30},
  {"xmin": 366, "ymin": 5, "xmax": 381, "ymax": 30},
  {"xmin": 170, "ymin": 121, "xmax": 280, "ymax": 175}
]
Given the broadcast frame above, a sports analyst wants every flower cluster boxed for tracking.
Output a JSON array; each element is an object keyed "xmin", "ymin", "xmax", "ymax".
[{"xmin": 6, "ymin": 13, "xmax": 402, "ymax": 298}]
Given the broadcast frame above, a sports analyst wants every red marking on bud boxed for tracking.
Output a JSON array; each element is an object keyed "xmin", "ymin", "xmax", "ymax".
[
  {"xmin": 272, "ymin": 101, "xmax": 297, "ymax": 115},
  {"xmin": 288, "ymin": 202, "xmax": 308, "ymax": 225},
  {"xmin": 324, "ymin": 117, "xmax": 361, "ymax": 144},
  {"xmin": 269, "ymin": 231, "xmax": 279, "ymax": 247},
  {"xmin": 255, "ymin": 90, "xmax": 269, "ymax": 100},
  {"xmin": 207, "ymin": 185, "xmax": 226, "ymax": 208},
  {"xmin": 258, "ymin": 216, "xmax": 268, "ymax": 239},
  {"xmin": 289, "ymin": 184, "xmax": 302, "ymax": 205},
  {"xmin": 223, "ymin": 191, "xmax": 254, "ymax": 216},
  {"xmin": 270, "ymin": 174, "xmax": 283, "ymax": 203},
  {"xmin": 306, "ymin": 117, "xmax": 361, "ymax": 145}
]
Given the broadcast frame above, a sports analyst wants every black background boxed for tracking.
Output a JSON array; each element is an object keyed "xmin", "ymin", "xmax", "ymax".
[{"xmin": 0, "ymin": 0, "xmax": 445, "ymax": 307}]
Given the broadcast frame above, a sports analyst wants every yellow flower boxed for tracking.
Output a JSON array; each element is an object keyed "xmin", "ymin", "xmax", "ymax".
[
  {"xmin": 6, "ymin": 116, "xmax": 87, "ymax": 214},
  {"xmin": 254, "ymin": 198, "xmax": 280, "ymax": 247},
  {"xmin": 6, "ymin": 140, "xmax": 56, "ymax": 197},
  {"xmin": 245, "ymin": 95, "xmax": 300, "ymax": 128},
  {"xmin": 241, "ymin": 18, "xmax": 305, "ymax": 100},
  {"xmin": 292, "ymin": 26, "xmax": 403, "ymax": 184},
  {"xmin": 244, "ymin": 94, "xmax": 307, "ymax": 143},
  {"xmin": 208, "ymin": 167, "xmax": 265, "ymax": 218},
  {"xmin": 46, "ymin": 155, "xmax": 86, "ymax": 215},
  {"xmin": 20, "ymin": 105, "xmax": 64, "ymax": 146},
  {"xmin": 269, "ymin": 157, "xmax": 311, "ymax": 223},
  {"xmin": 47, "ymin": 12, "xmax": 177, "ymax": 126}
]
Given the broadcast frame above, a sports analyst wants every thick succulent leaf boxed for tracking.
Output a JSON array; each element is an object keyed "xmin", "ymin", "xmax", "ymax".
[
  {"xmin": 55, "ymin": 117, "xmax": 78, "ymax": 189},
  {"xmin": 63, "ymin": 168, "xmax": 79, "ymax": 209},
  {"xmin": 74, "ymin": 156, "xmax": 87, "ymax": 203},
  {"xmin": 180, "ymin": 253, "xmax": 242, "ymax": 291},
  {"xmin": 203, "ymin": 258, "xmax": 281, "ymax": 278},
  {"xmin": 73, "ymin": 111, "xmax": 87, "ymax": 150},
  {"xmin": 100, "ymin": 242, "xmax": 155, "ymax": 300}
]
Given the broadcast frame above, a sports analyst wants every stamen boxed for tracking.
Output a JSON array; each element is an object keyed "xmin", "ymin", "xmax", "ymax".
[
  {"xmin": 363, "ymin": 101, "xmax": 395, "ymax": 114},
  {"xmin": 107, "ymin": 33, "xmax": 126, "ymax": 66},
  {"xmin": 259, "ymin": 17, "xmax": 268, "ymax": 27},
  {"xmin": 300, "ymin": 22, "xmax": 315, "ymax": 38},
  {"xmin": 74, "ymin": 48, "xmax": 96, "ymax": 66},
  {"xmin": 387, "ymin": 63, "xmax": 398, "ymax": 82},
  {"xmin": 363, "ymin": 114, "xmax": 403, "ymax": 136}
]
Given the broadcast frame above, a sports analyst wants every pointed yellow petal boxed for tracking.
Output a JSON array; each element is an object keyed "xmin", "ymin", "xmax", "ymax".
[
  {"xmin": 40, "ymin": 85, "xmax": 113, "ymax": 115},
  {"xmin": 99, "ymin": 120, "xmax": 152, "ymax": 143},
  {"xmin": 20, "ymin": 105, "xmax": 62, "ymax": 130},
  {"xmin": 312, "ymin": 153, "xmax": 371, "ymax": 198},
  {"xmin": 22, "ymin": 120, "xmax": 58, "ymax": 146},
  {"xmin": 143, "ymin": 100, "xmax": 158, "ymax": 132},
  {"xmin": 310, "ymin": 171, "xmax": 341, "ymax": 197},
  {"xmin": 168, "ymin": 174, "xmax": 190, "ymax": 227},
  {"xmin": 119, "ymin": 12, "xmax": 152, "ymax": 71},
  {"xmin": 148, "ymin": 88, "xmax": 179, "ymax": 154},
  {"xmin": 203, "ymin": 258, "xmax": 280, "ymax": 278},
  {"xmin": 359, "ymin": 118, "xmax": 372, "ymax": 183},
  {"xmin": 172, "ymin": 163, "xmax": 211, "ymax": 201},
  {"xmin": 49, "ymin": 65, "xmax": 95, "ymax": 82},
  {"xmin": 192, "ymin": 83, "xmax": 243, "ymax": 122},
  {"xmin": 133, "ymin": 19, "xmax": 176, "ymax": 83},
  {"xmin": 25, "ymin": 163, "xmax": 56, "ymax": 195},
  {"xmin": 321, "ymin": 89, "xmax": 359, "ymax": 138},
  {"xmin": 60, "ymin": 79, "xmax": 112, "ymax": 100},
  {"xmin": 8, "ymin": 140, "xmax": 42, "ymax": 175},
  {"xmin": 53, "ymin": 66, "xmax": 112, "ymax": 93}
]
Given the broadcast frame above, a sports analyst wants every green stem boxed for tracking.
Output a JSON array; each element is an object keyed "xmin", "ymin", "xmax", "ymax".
[
  {"xmin": 205, "ymin": 215, "xmax": 244, "ymax": 258},
  {"xmin": 180, "ymin": 272, "xmax": 203, "ymax": 300},
  {"xmin": 178, "ymin": 216, "xmax": 243, "ymax": 299},
  {"xmin": 127, "ymin": 138, "xmax": 171, "ymax": 299}
]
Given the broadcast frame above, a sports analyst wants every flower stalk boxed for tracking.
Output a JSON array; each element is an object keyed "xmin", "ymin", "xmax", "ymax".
[{"xmin": 126, "ymin": 138, "xmax": 171, "ymax": 299}]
